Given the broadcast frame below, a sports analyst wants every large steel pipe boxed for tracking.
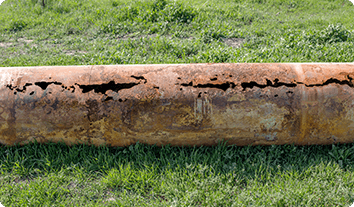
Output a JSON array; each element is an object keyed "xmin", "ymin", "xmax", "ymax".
[{"xmin": 1, "ymin": 63, "xmax": 354, "ymax": 146}]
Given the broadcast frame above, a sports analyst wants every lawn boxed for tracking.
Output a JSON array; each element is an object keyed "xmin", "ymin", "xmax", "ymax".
[
  {"xmin": 1, "ymin": 0, "xmax": 354, "ymax": 206},
  {"xmin": 1, "ymin": 142, "xmax": 354, "ymax": 206},
  {"xmin": 1, "ymin": 0, "xmax": 354, "ymax": 66}
]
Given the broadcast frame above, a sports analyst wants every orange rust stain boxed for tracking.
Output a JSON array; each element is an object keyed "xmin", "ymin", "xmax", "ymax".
[{"xmin": 1, "ymin": 63, "xmax": 354, "ymax": 146}]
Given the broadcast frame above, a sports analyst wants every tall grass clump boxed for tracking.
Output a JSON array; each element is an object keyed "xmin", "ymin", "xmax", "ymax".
[{"xmin": 101, "ymin": 0, "xmax": 197, "ymax": 36}]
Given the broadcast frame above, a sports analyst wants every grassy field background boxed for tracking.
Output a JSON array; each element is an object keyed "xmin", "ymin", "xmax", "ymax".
[
  {"xmin": 1, "ymin": 0, "xmax": 354, "ymax": 206},
  {"xmin": 1, "ymin": 0, "xmax": 354, "ymax": 66}
]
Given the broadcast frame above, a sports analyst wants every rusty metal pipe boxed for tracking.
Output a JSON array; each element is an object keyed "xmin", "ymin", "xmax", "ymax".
[{"xmin": 1, "ymin": 63, "xmax": 354, "ymax": 146}]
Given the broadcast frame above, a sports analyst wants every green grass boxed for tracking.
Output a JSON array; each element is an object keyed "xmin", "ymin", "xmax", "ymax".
[
  {"xmin": 1, "ymin": 142, "xmax": 354, "ymax": 206},
  {"xmin": 1, "ymin": 0, "xmax": 354, "ymax": 206},
  {"xmin": 0, "ymin": 0, "xmax": 354, "ymax": 66}
]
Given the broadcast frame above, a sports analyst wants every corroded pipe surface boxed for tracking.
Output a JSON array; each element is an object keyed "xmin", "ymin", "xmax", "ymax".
[{"xmin": 1, "ymin": 63, "xmax": 354, "ymax": 146}]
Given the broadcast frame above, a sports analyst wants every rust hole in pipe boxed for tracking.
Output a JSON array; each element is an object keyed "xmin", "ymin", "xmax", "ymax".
[
  {"xmin": 241, "ymin": 76, "xmax": 354, "ymax": 91},
  {"xmin": 130, "ymin": 75, "xmax": 147, "ymax": 83},
  {"xmin": 241, "ymin": 79, "xmax": 297, "ymax": 91},
  {"xmin": 76, "ymin": 81, "xmax": 140, "ymax": 94},
  {"xmin": 180, "ymin": 81, "xmax": 236, "ymax": 91},
  {"xmin": 304, "ymin": 76, "xmax": 354, "ymax": 87},
  {"xmin": 35, "ymin": 81, "xmax": 63, "ymax": 90},
  {"xmin": 6, "ymin": 83, "xmax": 33, "ymax": 93}
]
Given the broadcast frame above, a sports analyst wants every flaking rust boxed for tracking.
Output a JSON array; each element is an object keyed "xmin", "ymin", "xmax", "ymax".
[{"xmin": 1, "ymin": 63, "xmax": 354, "ymax": 146}]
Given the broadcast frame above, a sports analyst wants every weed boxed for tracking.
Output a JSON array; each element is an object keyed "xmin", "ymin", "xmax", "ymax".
[
  {"xmin": 7, "ymin": 19, "xmax": 27, "ymax": 32},
  {"xmin": 306, "ymin": 23, "xmax": 352, "ymax": 45},
  {"xmin": 201, "ymin": 28, "xmax": 224, "ymax": 43}
]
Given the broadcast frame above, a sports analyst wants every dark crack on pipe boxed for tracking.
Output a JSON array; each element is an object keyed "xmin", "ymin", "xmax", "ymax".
[
  {"xmin": 304, "ymin": 76, "xmax": 354, "ymax": 87},
  {"xmin": 6, "ymin": 80, "xmax": 141, "ymax": 102},
  {"xmin": 242, "ymin": 76, "xmax": 354, "ymax": 90},
  {"xmin": 131, "ymin": 75, "xmax": 147, "ymax": 83},
  {"xmin": 6, "ymin": 85, "xmax": 15, "ymax": 90},
  {"xmin": 195, "ymin": 82, "xmax": 236, "ymax": 91},
  {"xmin": 7, "ymin": 82, "xmax": 64, "ymax": 93},
  {"xmin": 180, "ymin": 76, "xmax": 354, "ymax": 92},
  {"xmin": 180, "ymin": 82, "xmax": 193, "ymax": 87},
  {"xmin": 6, "ymin": 83, "xmax": 33, "ymax": 93},
  {"xmin": 241, "ymin": 79, "xmax": 296, "ymax": 91},
  {"xmin": 69, "ymin": 86, "xmax": 76, "ymax": 93},
  {"xmin": 76, "ymin": 81, "xmax": 139, "ymax": 94},
  {"xmin": 180, "ymin": 81, "xmax": 236, "ymax": 91},
  {"xmin": 35, "ymin": 82, "xmax": 63, "ymax": 90}
]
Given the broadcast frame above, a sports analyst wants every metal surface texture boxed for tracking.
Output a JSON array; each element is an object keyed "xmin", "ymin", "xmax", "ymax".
[{"xmin": 1, "ymin": 63, "xmax": 354, "ymax": 146}]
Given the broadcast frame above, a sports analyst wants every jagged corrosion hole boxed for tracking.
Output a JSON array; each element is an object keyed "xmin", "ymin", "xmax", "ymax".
[
  {"xmin": 6, "ymin": 83, "xmax": 33, "ymax": 93},
  {"xmin": 241, "ymin": 79, "xmax": 296, "ymax": 91},
  {"xmin": 35, "ymin": 81, "xmax": 63, "ymax": 90},
  {"xmin": 305, "ymin": 76, "xmax": 354, "ymax": 87},
  {"xmin": 77, "ymin": 75, "xmax": 146, "ymax": 94},
  {"xmin": 181, "ymin": 81, "xmax": 236, "ymax": 92},
  {"xmin": 77, "ymin": 81, "xmax": 139, "ymax": 94},
  {"xmin": 130, "ymin": 75, "xmax": 147, "ymax": 83},
  {"xmin": 7, "ymin": 82, "xmax": 63, "ymax": 94}
]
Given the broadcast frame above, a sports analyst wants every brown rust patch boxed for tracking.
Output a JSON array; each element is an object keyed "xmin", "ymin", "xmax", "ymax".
[{"xmin": 1, "ymin": 63, "xmax": 354, "ymax": 146}]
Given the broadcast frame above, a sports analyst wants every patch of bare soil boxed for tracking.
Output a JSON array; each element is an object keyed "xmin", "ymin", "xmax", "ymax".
[
  {"xmin": 18, "ymin": 38, "xmax": 34, "ymax": 44},
  {"xmin": 102, "ymin": 190, "xmax": 117, "ymax": 203},
  {"xmin": 221, "ymin": 38, "xmax": 245, "ymax": 48},
  {"xmin": 0, "ymin": 42, "xmax": 13, "ymax": 48},
  {"xmin": 0, "ymin": 38, "xmax": 36, "ymax": 48}
]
